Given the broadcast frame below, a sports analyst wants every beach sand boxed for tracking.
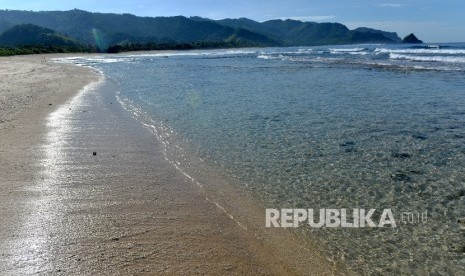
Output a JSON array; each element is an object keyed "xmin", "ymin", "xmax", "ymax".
[{"xmin": 0, "ymin": 54, "xmax": 342, "ymax": 275}]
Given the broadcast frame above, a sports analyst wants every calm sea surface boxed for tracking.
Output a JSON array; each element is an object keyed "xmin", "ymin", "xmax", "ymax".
[{"xmin": 56, "ymin": 43, "xmax": 465, "ymax": 274}]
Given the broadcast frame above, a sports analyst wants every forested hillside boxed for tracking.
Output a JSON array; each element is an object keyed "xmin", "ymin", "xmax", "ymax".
[{"xmin": 0, "ymin": 9, "xmax": 404, "ymax": 51}]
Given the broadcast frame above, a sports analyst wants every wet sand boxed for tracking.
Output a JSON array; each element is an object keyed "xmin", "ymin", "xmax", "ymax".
[{"xmin": 0, "ymin": 54, "xmax": 341, "ymax": 275}]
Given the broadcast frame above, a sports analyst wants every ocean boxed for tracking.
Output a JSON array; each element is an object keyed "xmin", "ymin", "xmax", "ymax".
[{"xmin": 55, "ymin": 43, "xmax": 465, "ymax": 274}]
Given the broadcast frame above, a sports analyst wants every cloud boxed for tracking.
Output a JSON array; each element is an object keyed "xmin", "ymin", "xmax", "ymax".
[{"xmin": 378, "ymin": 3, "xmax": 405, "ymax": 8}]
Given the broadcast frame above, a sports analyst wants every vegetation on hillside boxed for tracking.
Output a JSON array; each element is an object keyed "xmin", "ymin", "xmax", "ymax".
[
  {"xmin": 0, "ymin": 23, "xmax": 96, "ymax": 56},
  {"xmin": 0, "ymin": 24, "xmax": 82, "ymax": 47},
  {"xmin": 0, "ymin": 9, "xmax": 405, "ymax": 50},
  {"xmin": 0, "ymin": 9, "xmax": 421, "ymax": 57},
  {"xmin": 0, "ymin": 45, "xmax": 96, "ymax": 56},
  {"xmin": 0, "ymin": 23, "xmax": 263, "ymax": 56},
  {"xmin": 106, "ymin": 40, "xmax": 254, "ymax": 53}
]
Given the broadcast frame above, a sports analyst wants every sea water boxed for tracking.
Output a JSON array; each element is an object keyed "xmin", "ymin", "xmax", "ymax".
[{"xmin": 56, "ymin": 43, "xmax": 465, "ymax": 274}]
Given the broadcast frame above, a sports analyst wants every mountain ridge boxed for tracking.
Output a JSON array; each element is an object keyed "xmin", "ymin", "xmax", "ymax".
[
  {"xmin": 0, "ymin": 9, "xmax": 412, "ymax": 50},
  {"xmin": 0, "ymin": 23, "xmax": 83, "ymax": 47}
]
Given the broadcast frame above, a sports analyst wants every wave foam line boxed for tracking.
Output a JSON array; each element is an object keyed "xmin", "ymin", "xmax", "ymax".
[
  {"xmin": 377, "ymin": 48, "xmax": 465, "ymax": 55},
  {"xmin": 116, "ymin": 96, "xmax": 249, "ymax": 232},
  {"xmin": 389, "ymin": 53, "xmax": 465, "ymax": 63}
]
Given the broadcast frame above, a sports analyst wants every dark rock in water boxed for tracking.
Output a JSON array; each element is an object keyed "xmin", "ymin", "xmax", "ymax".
[
  {"xmin": 446, "ymin": 189, "xmax": 465, "ymax": 201},
  {"xmin": 339, "ymin": 141, "xmax": 356, "ymax": 147},
  {"xmin": 412, "ymin": 132, "xmax": 428, "ymax": 140},
  {"xmin": 450, "ymin": 244, "xmax": 465, "ymax": 253},
  {"xmin": 391, "ymin": 172, "xmax": 412, "ymax": 182},
  {"xmin": 392, "ymin": 152, "xmax": 412, "ymax": 159},
  {"xmin": 458, "ymin": 218, "xmax": 465, "ymax": 231},
  {"xmin": 340, "ymin": 141, "xmax": 357, "ymax": 152},
  {"xmin": 409, "ymin": 170, "xmax": 423, "ymax": 175},
  {"xmin": 93, "ymin": 152, "xmax": 97, "ymax": 156},
  {"xmin": 344, "ymin": 147, "xmax": 357, "ymax": 153},
  {"xmin": 403, "ymin": 33, "xmax": 423, "ymax": 44}
]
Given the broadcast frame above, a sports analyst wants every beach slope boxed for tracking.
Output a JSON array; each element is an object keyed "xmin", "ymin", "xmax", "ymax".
[{"xmin": 0, "ymin": 55, "xmax": 337, "ymax": 275}]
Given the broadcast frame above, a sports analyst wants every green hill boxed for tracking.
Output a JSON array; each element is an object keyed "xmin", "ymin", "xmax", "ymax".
[
  {"xmin": 0, "ymin": 24, "xmax": 84, "ymax": 47},
  {"xmin": 0, "ymin": 19, "xmax": 13, "ymax": 33},
  {"xmin": 0, "ymin": 9, "xmax": 407, "ymax": 50},
  {"xmin": 0, "ymin": 23, "xmax": 96, "ymax": 56},
  {"xmin": 352, "ymin": 27, "xmax": 402, "ymax": 43},
  {"xmin": 219, "ymin": 18, "xmax": 402, "ymax": 45},
  {"xmin": 0, "ymin": 9, "xmax": 279, "ymax": 49}
]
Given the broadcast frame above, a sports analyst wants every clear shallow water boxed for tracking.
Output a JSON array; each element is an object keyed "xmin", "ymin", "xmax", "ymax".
[{"xmin": 55, "ymin": 43, "xmax": 465, "ymax": 274}]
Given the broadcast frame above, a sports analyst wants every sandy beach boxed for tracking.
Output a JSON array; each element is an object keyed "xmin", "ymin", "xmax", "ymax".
[{"xmin": 0, "ymin": 54, "xmax": 342, "ymax": 275}]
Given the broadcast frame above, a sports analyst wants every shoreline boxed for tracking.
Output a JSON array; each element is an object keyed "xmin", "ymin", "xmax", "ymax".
[
  {"xmin": 0, "ymin": 54, "xmax": 342, "ymax": 275},
  {"xmin": 0, "ymin": 54, "xmax": 100, "ymax": 274}
]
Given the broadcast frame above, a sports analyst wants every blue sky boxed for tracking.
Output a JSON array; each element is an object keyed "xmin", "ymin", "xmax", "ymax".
[{"xmin": 0, "ymin": 0, "xmax": 464, "ymax": 42}]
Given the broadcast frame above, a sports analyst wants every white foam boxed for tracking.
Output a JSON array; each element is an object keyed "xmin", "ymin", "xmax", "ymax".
[
  {"xmin": 257, "ymin": 53, "xmax": 294, "ymax": 61},
  {"xmin": 348, "ymin": 51, "xmax": 369, "ymax": 55},
  {"xmin": 330, "ymin": 48, "xmax": 365, "ymax": 53},
  {"xmin": 329, "ymin": 48, "xmax": 370, "ymax": 56},
  {"xmin": 256, "ymin": 55, "xmax": 273, "ymax": 60},
  {"xmin": 51, "ymin": 56, "xmax": 132, "ymax": 64},
  {"xmin": 389, "ymin": 53, "xmax": 465, "ymax": 63},
  {"xmin": 52, "ymin": 49, "xmax": 258, "ymax": 66},
  {"xmin": 376, "ymin": 48, "xmax": 465, "ymax": 55},
  {"xmin": 297, "ymin": 48, "xmax": 316, "ymax": 53},
  {"xmin": 126, "ymin": 49, "xmax": 257, "ymax": 58}
]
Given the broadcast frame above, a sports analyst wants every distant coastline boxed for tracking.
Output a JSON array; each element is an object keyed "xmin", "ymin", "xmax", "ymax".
[{"xmin": 0, "ymin": 9, "xmax": 423, "ymax": 56}]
